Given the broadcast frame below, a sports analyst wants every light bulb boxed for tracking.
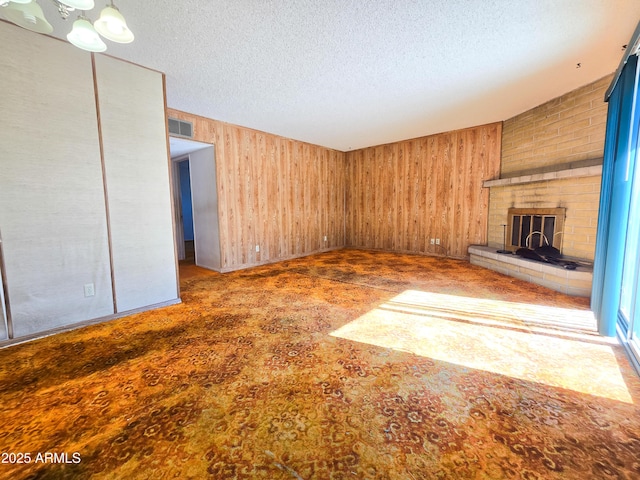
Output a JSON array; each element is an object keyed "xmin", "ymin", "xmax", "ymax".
[
  {"xmin": 94, "ymin": 4, "xmax": 133, "ymax": 43},
  {"xmin": 67, "ymin": 16, "xmax": 106, "ymax": 52}
]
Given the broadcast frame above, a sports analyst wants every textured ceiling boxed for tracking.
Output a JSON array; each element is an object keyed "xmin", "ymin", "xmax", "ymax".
[{"xmin": 26, "ymin": 0, "xmax": 640, "ymax": 151}]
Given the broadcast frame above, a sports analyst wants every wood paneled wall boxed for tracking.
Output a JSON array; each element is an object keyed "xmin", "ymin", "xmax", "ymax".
[
  {"xmin": 168, "ymin": 109, "xmax": 345, "ymax": 271},
  {"xmin": 345, "ymin": 123, "xmax": 502, "ymax": 258}
]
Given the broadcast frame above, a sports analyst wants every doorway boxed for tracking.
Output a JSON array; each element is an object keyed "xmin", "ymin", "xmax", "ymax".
[
  {"xmin": 169, "ymin": 136, "xmax": 222, "ymax": 272},
  {"xmin": 178, "ymin": 159, "xmax": 195, "ymax": 263}
]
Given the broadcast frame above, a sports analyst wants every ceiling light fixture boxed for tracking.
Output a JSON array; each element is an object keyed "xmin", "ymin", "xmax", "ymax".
[
  {"xmin": 67, "ymin": 13, "xmax": 105, "ymax": 51},
  {"xmin": 0, "ymin": 0, "xmax": 133, "ymax": 52},
  {"xmin": 93, "ymin": 1, "xmax": 132, "ymax": 43},
  {"xmin": 1, "ymin": 1, "xmax": 53, "ymax": 34}
]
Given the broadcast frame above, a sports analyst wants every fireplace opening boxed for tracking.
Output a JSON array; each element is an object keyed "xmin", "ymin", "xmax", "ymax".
[{"xmin": 506, "ymin": 207, "xmax": 565, "ymax": 253}]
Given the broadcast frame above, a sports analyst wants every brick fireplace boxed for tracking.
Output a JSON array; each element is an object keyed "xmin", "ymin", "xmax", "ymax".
[
  {"xmin": 468, "ymin": 74, "xmax": 611, "ymax": 297},
  {"xmin": 469, "ymin": 163, "xmax": 599, "ymax": 297}
]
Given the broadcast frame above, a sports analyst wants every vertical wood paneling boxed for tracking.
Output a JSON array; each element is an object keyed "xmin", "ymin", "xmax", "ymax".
[
  {"xmin": 265, "ymin": 134, "xmax": 278, "ymax": 259},
  {"xmin": 384, "ymin": 144, "xmax": 396, "ymax": 250},
  {"xmin": 425, "ymin": 137, "xmax": 438, "ymax": 253},
  {"xmin": 348, "ymin": 150, "xmax": 360, "ymax": 247},
  {"xmin": 292, "ymin": 142, "xmax": 302, "ymax": 255},
  {"xmin": 407, "ymin": 140, "xmax": 419, "ymax": 251},
  {"xmin": 345, "ymin": 123, "xmax": 502, "ymax": 258},
  {"xmin": 396, "ymin": 143, "xmax": 407, "ymax": 251},
  {"xmin": 167, "ymin": 109, "xmax": 346, "ymax": 271},
  {"xmin": 417, "ymin": 138, "xmax": 428, "ymax": 253},
  {"xmin": 168, "ymin": 109, "xmax": 500, "ymax": 265},
  {"xmin": 373, "ymin": 146, "xmax": 381, "ymax": 249},
  {"xmin": 449, "ymin": 132, "xmax": 462, "ymax": 256},
  {"xmin": 334, "ymin": 150, "xmax": 346, "ymax": 248},
  {"xmin": 440, "ymin": 135, "xmax": 452, "ymax": 253},
  {"xmin": 280, "ymin": 139, "xmax": 292, "ymax": 257},
  {"xmin": 320, "ymin": 149, "xmax": 328, "ymax": 249},
  {"xmin": 342, "ymin": 152, "xmax": 353, "ymax": 247}
]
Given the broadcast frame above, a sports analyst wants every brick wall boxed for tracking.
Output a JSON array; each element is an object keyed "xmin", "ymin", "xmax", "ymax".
[
  {"xmin": 487, "ymin": 74, "xmax": 612, "ymax": 262},
  {"xmin": 488, "ymin": 176, "xmax": 602, "ymax": 260},
  {"xmin": 501, "ymin": 74, "xmax": 612, "ymax": 176}
]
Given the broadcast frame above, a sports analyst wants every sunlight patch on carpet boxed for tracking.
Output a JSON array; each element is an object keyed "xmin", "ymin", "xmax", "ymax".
[{"xmin": 331, "ymin": 290, "xmax": 633, "ymax": 404}]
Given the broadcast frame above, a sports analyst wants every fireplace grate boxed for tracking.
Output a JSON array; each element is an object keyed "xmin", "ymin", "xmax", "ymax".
[{"xmin": 506, "ymin": 208, "xmax": 565, "ymax": 252}]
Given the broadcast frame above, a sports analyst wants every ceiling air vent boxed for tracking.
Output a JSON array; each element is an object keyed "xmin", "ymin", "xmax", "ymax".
[{"xmin": 168, "ymin": 118, "xmax": 193, "ymax": 138}]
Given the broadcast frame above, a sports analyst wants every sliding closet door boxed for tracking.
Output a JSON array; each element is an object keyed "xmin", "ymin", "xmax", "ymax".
[
  {"xmin": 0, "ymin": 23, "xmax": 114, "ymax": 337},
  {"xmin": 0, "ymin": 261, "xmax": 7, "ymax": 340},
  {"xmin": 93, "ymin": 55, "xmax": 178, "ymax": 312}
]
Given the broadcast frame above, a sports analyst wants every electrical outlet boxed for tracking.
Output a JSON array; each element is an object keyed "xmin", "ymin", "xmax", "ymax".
[
  {"xmin": 255, "ymin": 245, "xmax": 260, "ymax": 253},
  {"xmin": 435, "ymin": 238, "xmax": 440, "ymax": 245},
  {"xmin": 84, "ymin": 283, "xmax": 95, "ymax": 297},
  {"xmin": 430, "ymin": 238, "xmax": 435, "ymax": 245}
]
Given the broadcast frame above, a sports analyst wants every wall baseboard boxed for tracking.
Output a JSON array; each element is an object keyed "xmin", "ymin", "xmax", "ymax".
[
  {"xmin": 218, "ymin": 247, "xmax": 344, "ymax": 273},
  {"xmin": 0, "ymin": 297, "xmax": 182, "ymax": 350}
]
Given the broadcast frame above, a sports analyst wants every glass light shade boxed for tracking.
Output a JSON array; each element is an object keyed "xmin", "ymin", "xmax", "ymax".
[
  {"xmin": 3, "ymin": 0, "xmax": 32, "ymax": 4},
  {"xmin": 3, "ymin": 1, "xmax": 53, "ymax": 34},
  {"xmin": 67, "ymin": 17, "xmax": 106, "ymax": 52},
  {"xmin": 94, "ymin": 5, "xmax": 133, "ymax": 43},
  {"xmin": 58, "ymin": 0, "xmax": 94, "ymax": 9}
]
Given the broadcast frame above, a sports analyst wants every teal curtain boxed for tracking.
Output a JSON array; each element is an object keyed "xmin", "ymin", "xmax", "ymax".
[{"xmin": 592, "ymin": 54, "xmax": 640, "ymax": 336}]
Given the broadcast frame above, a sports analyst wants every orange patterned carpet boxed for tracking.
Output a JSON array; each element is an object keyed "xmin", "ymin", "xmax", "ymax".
[{"xmin": 1, "ymin": 249, "xmax": 639, "ymax": 479}]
